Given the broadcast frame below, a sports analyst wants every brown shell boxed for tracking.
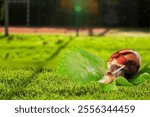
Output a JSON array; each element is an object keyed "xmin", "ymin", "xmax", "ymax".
[
  {"xmin": 99, "ymin": 49, "xmax": 141, "ymax": 84},
  {"xmin": 108, "ymin": 49, "xmax": 141, "ymax": 77}
]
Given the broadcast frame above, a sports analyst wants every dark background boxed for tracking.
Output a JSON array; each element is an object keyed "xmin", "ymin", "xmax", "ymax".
[{"xmin": 0, "ymin": 0, "xmax": 150, "ymax": 28}]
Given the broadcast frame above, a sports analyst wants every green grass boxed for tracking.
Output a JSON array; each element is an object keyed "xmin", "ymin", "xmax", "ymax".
[{"xmin": 0, "ymin": 34, "xmax": 150, "ymax": 100}]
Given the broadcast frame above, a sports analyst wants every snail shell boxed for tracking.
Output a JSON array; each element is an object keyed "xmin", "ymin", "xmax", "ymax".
[{"xmin": 99, "ymin": 49, "xmax": 141, "ymax": 84}]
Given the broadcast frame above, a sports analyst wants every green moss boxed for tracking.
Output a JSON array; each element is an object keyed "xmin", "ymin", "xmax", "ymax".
[{"xmin": 0, "ymin": 34, "xmax": 150, "ymax": 100}]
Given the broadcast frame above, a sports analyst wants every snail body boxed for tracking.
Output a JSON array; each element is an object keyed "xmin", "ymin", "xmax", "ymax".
[{"xmin": 99, "ymin": 49, "xmax": 141, "ymax": 84}]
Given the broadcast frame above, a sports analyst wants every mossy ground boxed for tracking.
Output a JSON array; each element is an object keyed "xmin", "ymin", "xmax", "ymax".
[{"xmin": 0, "ymin": 34, "xmax": 150, "ymax": 100}]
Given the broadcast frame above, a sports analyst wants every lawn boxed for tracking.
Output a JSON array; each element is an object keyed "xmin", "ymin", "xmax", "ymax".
[{"xmin": 0, "ymin": 34, "xmax": 150, "ymax": 100}]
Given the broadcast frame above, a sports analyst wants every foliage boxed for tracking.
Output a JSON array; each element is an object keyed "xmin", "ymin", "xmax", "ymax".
[
  {"xmin": 0, "ymin": 34, "xmax": 150, "ymax": 99},
  {"xmin": 58, "ymin": 47, "xmax": 150, "ymax": 91},
  {"xmin": 58, "ymin": 47, "xmax": 105, "ymax": 83}
]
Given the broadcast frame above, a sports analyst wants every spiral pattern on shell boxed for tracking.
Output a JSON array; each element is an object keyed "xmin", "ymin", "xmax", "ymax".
[{"xmin": 108, "ymin": 49, "xmax": 141, "ymax": 78}]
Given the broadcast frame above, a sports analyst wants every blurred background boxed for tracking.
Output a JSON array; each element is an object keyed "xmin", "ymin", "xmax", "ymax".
[
  {"xmin": 0, "ymin": 0, "xmax": 150, "ymax": 100},
  {"xmin": 0, "ymin": 0, "xmax": 149, "ymax": 31}
]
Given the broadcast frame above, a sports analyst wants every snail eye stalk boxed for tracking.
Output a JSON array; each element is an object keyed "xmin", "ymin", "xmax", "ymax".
[
  {"xmin": 112, "ymin": 65, "xmax": 125, "ymax": 75},
  {"xmin": 99, "ymin": 49, "xmax": 141, "ymax": 84}
]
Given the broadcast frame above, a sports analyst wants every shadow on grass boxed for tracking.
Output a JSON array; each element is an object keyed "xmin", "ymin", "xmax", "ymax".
[
  {"xmin": 2, "ymin": 36, "xmax": 74, "ymax": 99},
  {"xmin": 0, "ymin": 35, "xmax": 6, "ymax": 39},
  {"xmin": 98, "ymin": 29, "xmax": 110, "ymax": 36},
  {"xmin": 46, "ymin": 36, "xmax": 74, "ymax": 61}
]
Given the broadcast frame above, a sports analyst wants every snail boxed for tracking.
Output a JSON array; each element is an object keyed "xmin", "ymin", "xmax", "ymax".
[{"xmin": 99, "ymin": 49, "xmax": 141, "ymax": 84}]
